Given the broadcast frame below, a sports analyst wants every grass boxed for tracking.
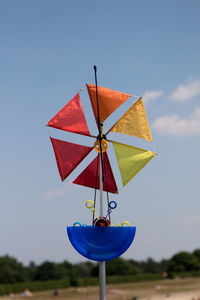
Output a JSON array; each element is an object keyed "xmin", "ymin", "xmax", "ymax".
[{"xmin": 1, "ymin": 277, "xmax": 200, "ymax": 300}]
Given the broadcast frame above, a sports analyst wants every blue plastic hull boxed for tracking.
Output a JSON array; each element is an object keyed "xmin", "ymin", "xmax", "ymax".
[{"xmin": 67, "ymin": 226, "xmax": 136, "ymax": 261}]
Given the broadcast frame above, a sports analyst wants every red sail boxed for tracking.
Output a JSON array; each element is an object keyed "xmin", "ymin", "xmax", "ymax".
[
  {"xmin": 73, "ymin": 152, "xmax": 118, "ymax": 194},
  {"xmin": 50, "ymin": 138, "xmax": 93, "ymax": 181},
  {"xmin": 48, "ymin": 93, "xmax": 90, "ymax": 136}
]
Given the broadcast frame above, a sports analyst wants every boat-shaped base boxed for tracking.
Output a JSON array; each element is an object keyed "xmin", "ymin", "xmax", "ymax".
[{"xmin": 67, "ymin": 226, "xmax": 136, "ymax": 261}]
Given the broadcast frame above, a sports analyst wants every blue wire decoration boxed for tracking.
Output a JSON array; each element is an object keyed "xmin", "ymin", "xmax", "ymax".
[
  {"xmin": 106, "ymin": 201, "xmax": 117, "ymax": 219},
  {"xmin": 67, "ymin": 226, "xmax": 136, "ymax": 261}
]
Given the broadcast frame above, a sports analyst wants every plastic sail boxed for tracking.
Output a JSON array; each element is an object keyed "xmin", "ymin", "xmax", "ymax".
[
  {"xmin": 50, "ymin": 137, "xmax": 93, "ymax": 181},
  {"xmin": 73, "ymin": 152, "xmax": 118, "ymax": 194},
  {"xmin": 87, "ymin": 84, "xmax": 131, "ymax": 124},
  {"xmin": 108, "ymin": 98, "xmax": 153, "ymax": 141},
  {"xmin": 112, "ymin": 141, "xmax": 156, "ymax": 187},
  {"xmin": 48, "ymin": 93, "xmax": 90, "ymax": 136}
]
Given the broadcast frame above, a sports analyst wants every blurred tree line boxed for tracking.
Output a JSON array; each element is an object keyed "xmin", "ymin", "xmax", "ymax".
[{"xmin": 0, "ymin": 249, "xmax": 200, "ymax": 284}]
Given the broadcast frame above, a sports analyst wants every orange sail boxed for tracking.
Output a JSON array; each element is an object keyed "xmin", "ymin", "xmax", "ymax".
[{"xmin": 87, "ymin": 84, "xmax": 131, "ymax": 124}]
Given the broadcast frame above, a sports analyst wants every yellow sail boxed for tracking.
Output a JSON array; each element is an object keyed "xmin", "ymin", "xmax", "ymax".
[
  {"xmin": 112, "ymin": 141, "xmax": 156, "ymax": 187},
  {"xmin": 109, "ymin": 98, "xmax": 153, "ymax": 141}
]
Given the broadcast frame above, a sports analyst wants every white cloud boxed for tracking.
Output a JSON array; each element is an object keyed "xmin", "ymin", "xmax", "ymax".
[
  {"xmin": 42, "ymin": 188, "xmax": 65, "ymax": 199},
  {"xmin": 170, "ymin": 79, "xmax": 200, "ymax": 102},
  {"xmin": 143, "ymin": 90, "xmax": 164, "ymax": 102},
  {"xmin": 152, "ymin": 107, "xmax": 200, "ymax": 136}
]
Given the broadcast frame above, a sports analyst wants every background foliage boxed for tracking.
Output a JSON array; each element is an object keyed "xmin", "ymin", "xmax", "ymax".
[{"xmin": 0, "ymin": 249, "xmax": 200, "ymax": 295}]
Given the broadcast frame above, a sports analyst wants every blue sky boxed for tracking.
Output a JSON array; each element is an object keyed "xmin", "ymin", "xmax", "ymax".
[{"xmin": 0, "ymin": 0, "xmax": 200, "ymax": 265}]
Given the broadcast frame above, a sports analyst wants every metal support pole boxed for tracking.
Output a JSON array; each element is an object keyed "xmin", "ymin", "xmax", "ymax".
[
  {"xmin": 94, "ymin": 65, "xmax": 106, "ymax": 300},
  {"xmin": 99, "ymin": 153, "xmax": 106, "ymax": 300},
  {"xmin": 99, "ymin": 154, "xmax": 103, "ymax": 219},
  {"xmin": 99, "ymin": 261, "xmax": 106, "ymax": 300}
]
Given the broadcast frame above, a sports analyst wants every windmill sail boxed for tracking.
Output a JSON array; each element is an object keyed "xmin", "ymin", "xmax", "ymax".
[
  {"xmin": 73, "ymin": 152, "xmax": 118, "ymax": 194},
  {"xmin": 48, "ymin": 85, "xmax": 156, "ymax": 191},
  {"xmin": 112, "ymin": 141, "xmax": 156, "ymax": 187},
  {"xmin": 87, "ymin": 84, "xmax": 131, "ymax": 124},
  {"xmin": 48, "ymin": 93, "xmax": 90, "ymax": 136},
  {"xmin": 50, "ymin": 137, "xmax": 93, "ymax": 181},
  {"xmin": 108, "ymin": 98, "xmax": 153, "ymax": 141}
]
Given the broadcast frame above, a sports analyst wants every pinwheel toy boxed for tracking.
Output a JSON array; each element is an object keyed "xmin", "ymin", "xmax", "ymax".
[{"xmin": 47, "ymin": 66, "xmax": 156, "ymax": 300}]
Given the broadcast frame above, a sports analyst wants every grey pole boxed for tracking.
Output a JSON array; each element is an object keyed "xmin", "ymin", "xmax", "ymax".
[
  {"xmin": 99, "ymin": 261, "xmax": 106, "ymax": 300},
  {"xmin": 99, "ymin": 155, "xmax": 106, "ymax": 300},
  {"xmin": 94, "ymin": 65, "xmax": 106, "ymax": 300}
]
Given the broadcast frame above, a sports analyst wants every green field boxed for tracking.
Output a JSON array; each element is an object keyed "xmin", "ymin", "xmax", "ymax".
[{"xmin": 1, "ymin": 277, "xmax": 200, "ymax": 300}]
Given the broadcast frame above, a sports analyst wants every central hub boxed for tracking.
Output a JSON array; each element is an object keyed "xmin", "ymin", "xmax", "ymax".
[
  {"xmin": 94, "ymin": 138, "xmax": 108, "ymax": 153},
  {"xmin": 93, "ymin": 217, "xmax": 110, "ymax": 227}
]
